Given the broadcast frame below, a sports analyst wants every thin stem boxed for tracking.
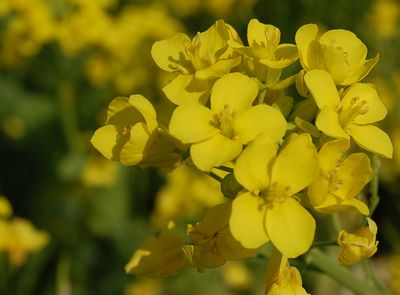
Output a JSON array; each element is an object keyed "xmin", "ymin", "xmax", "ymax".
[
  {"xmin": 306, "ymin": 248, "xmax": 388, "ymax": 295},
  {"xmin": 208, "ymin": 171, "xmax": 223, "ymax": 182},
  {"xmin": 214, "ymin": 166, "xmax": 233, "ymax": 173},
  {"xmin": 369, "ymin": 154, "xmax": 380, "ymax": 216},
  {"xmin": 311, "ymin": 240, "xmax": 338, "ymax": 248}
]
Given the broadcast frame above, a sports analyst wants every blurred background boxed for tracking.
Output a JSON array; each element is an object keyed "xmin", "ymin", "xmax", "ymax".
[{"xmin": 0, "ymin": 0, "xmax": 399, "ymax": 294}]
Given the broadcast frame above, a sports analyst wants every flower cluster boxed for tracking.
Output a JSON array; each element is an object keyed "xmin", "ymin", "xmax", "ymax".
[{"xmin": 91, "ymin": 19, "xmax": 392, "ymax": 293}]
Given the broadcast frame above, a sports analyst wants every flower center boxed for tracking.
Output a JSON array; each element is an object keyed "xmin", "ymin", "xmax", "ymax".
[
  {"xmin": 337, "ymin": 96, "xmax": 369, "ymax": 127},
  {"xmin": 261, "ymin": 182, "xmax": 291, "ymax": 208},
  {"xmin": 212, "ymin": 105, "xmax": 237, "ymax": 139}
]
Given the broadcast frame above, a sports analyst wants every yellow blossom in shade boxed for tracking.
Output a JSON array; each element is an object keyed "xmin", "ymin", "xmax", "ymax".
[
  {"xmin": 308, "ymin": 138, "xmax": 372, "ymax": 215},
  {"xmin": 183, "ymin": 202, "xmax": 260, "ymax": 272},
  {"xmin": 91, "ymin": 95, "xmax": 181, "ymax": 170},
  {"xmin": 151, "ymin": 163, "xmax": 225, "ymax": 228},
  {"xmin": 295, "ymin": 24, "xmax": 378, "ymax": 85},
  {"xmin": 169, "ymin": 72, "xmax": 287, "ymax": 171},
  {"xmin": 221, "ymin": 261, "xmax": 253, "ymax": 291},
  {"xmin": 304, "ymin": 69, "xmax": 393, "ymax": 158},
  {"xmin": 229, "ymin": 19, "xmax": 298, "ymax": 86},
  {"xmin": 230, "ymin": 133, "xmax": 319, "ymax": 258},
  {"xmin": 6, "ymin": 217, "xmax": 49, "ymax": 266},
  {"xmin": 151, "ymin": 20, "xmax": 242, "ymax": 105},
  {"xmin": 124, "ymin": 279, "xmax": 161, "ymax": 295},
  {"xmin": 125, "ymin": 221, "xmax": 185, "ymax": 278},
  {"xmin": 0, "ymin": 195, "xmax": 13, "ymax": 218},
  {"xmin": 337, "ymin": 218, "xmax": 378, "ymax": 266},
  {"xmin": 80, "ymin": 156, "xmax": 118, "ymax": 188},
  {"xmin": 267, "ymin": 266, "xmax": 309, "ymax": 295}
]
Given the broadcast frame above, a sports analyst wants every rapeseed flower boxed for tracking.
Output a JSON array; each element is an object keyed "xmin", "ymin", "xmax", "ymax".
[
  {"xmin": 169, "ymin": 72, "xmax": 286, "ymax": 171},
  {"xmin": 304, "ymin": 69, "xmax": 393, "ymax": 158},
  {"xmin": 230, "ymin": 133, "xmax": 319, "ymax": 258}
]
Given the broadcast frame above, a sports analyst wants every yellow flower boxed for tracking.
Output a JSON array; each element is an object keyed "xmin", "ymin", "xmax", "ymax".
[
  {"xmin": 304, "ymin": 69, "xmax": 393, "ymax": 158},
  {"xmin": 151, "ymin": 163, "xmax": 225, "ymax": 228},
  {"xmin": 183, "ymin": 202, "xmax": 259, "ymax": 272},
  {"xmin": 0, "ymin": 195, "xmax": 13, "ymax": 218},
  {"xmin": 91, "ymin": 95, "xmax": 180, "ymax": 170},
  {"xmin": 5, "ymin": 217, "xmax": 49, "ymax": 266},
  {"xmin": 230, "ymin": 133, "xmax": 319, "ymax": 258},
  {"xmin": 267, "ymin": 266, "xmax": 309, "ymax": 295},
  {"xmin": 169, "ymin": 72, "xmax": 287, "ymax": 171},
  {"xmin": 230, "ymin": 19, "xmax": 298, "ymax": 86},
  {"xmin": 295, "ymin": 24, "xmax": 378, "ymax": 85},
  {"xmin": 125, "ymin": 221, "xmax": 185, "ymax": 278},
  {"xmin": 151, "ymin": 20, "xmax": 242, "ymax": 105},
  {"xmin": 308, "ymin": 138, "xmax": 372, "ymax": 215},
  {"xmin": 337, "ymin": 218, "xmax": 378, "ymax": 266}
]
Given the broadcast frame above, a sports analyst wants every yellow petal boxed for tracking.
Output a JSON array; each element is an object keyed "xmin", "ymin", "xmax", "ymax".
[
  {"xmin": 120, "ymin": 123, "xmax": 149, "ymax": 165},
  {"xmin": 211, "ymin": 73, "xmax": 259, "ymax": 114},
  {"xmin": 333, "ymin": 153, "xmax": 372, "ymax": 200},
  {"xmin": 151, "ymin": 33, "xmax": 192, "ymax": 73},
  {"xmin": 271, "ymin": 133, "xmax": 319, "ymax": 195},
  {"xmin": 169, "ymin": 102, "xmax": 217, "ymax": 144},
  {"xmin": 320, "ymin": 45, "xmax": 349, "ymax": 84},
  {"xmin": 340, "ymin": 83, "xmax": 387, "ymax": 124},
  {"xmin": 304, "ymin": 69, "xmax": 340, "ymax": 109},
  {"xmin": 106, "ymin": 97, "xmax": 143, "ymax": 126},
  {"xmin": 318, "ymin": 138, "xmax": 350, "ymax": 173},
  {"xmin": 308, "ymin": 176, "xmax": 330, "ymax": 207},
  {"xmin": 266, "ymin": 197, "xmax": 316, "ymax": 258},
  {"xmin": 229, "ymin": 192, "xmax": 269, "ymax": 249},
  {"xmin": 341, "ymin": 54, "xmax": 379, "ymax": 86},
  {"xmin": 0, "ymin": 196, "xmax": 12, "ymax": 218},
  {"xmin": 315, "ymin": 196, "xmax": 370, "ymax": 215},
  {"xmin": 190, "ymin": 133, "xmax": 242, "ymax": 171},
  {"xmin": 316, "ymin": 106, "xmax": 349, "ymax": 139},
  {"xmin": 233, "ymin": 104, "xmax": 287, "ymax": 144},
  {"xmin": 90, "ymin": 125, "xmax": 119, "ymax": 160},
  {"xmin": 319, "ymin": 29, "xmax": 367, "ymax": 71},
  {"xmin": 260, "ymin": 44, "xmax": 298, "ymax": 69},
  {"xmin": 129, "ymin": 95, "xmax": 157, "ymax": 132},
  {"xmin": 346, "ymin": 124, "xmax": 393, "ymax": 158},
  {"xmin": 162, "ymin": 74, "xmax": 209, "ymax": 105},
  {"xmin": 195, "ymin": 57, "xmax": 241, "ymax": 80},
  {"xmin": 248, "ymin": 19, "xmax": 280, "ymax": 48},
  {"xmin": 295, "ymin": 24, "xmax": 319, "ymax": 70},
  {"xmin": 234, "ymin": 134, "xmax": 277, "ymax": 192},
  {"xmin": 217, "ymin": 227, "xmax": 260, "ymax": 260}
]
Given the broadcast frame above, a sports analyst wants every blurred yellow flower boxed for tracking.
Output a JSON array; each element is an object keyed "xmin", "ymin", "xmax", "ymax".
[
  {"xmin": 296, "ymin": 24, "xmax": 378, "ymax": 85},
  {"xmin": 124, "ymin": 279, "xmax": 161, "ymax": 295},
  {"xmin": 367, "ymin": 0, "xmax": 400, "ymax": 38},
  {"xmin": 221, "ymin": 261, "xmax": 253, "ymax": 291},
  {"xmin": 125, "ymin": 221, "xmax": 185, "ymax": 278},
  {"xmin": 151, "ymin": 163, "xmax": 225, "ymax": 228},
  {"xmin": 337, "ymin": 218, "xmax": 378, "ymax": 266},
  {"xmin": 0, "ymin": 195, "xmax": 13, "ymax": 218},
  {"xmin": 80, "ymin": 156, "xmax": 118, "ymax": 187}
]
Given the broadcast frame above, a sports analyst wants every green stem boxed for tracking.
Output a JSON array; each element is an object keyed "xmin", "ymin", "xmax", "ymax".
[
  {"xmin": 305, "ymin": 248, "xmax": 388, "ymax": 295},
  {"xmin": 208, "ymin": 171, "xmax": 223, "ymax": 182},
  {"xmin": 311, "ymin": 240, "xmax": 338, "ymax": 248},
  {"xmin": 369, "ymin": 154, "xmax": 380, "ymax": 216},
  {"xmin": 214, "ymin": 166, "xmax": 234, "ymax": 173},
  {"xmin": 58, "ymin": 82, "xmax": 81, "ymax": 152}
]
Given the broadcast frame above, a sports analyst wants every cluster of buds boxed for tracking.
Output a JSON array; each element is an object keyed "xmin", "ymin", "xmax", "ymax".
[{"xmin": 91, "ymin": 19, "xmax": 392, "ymax": 293}]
